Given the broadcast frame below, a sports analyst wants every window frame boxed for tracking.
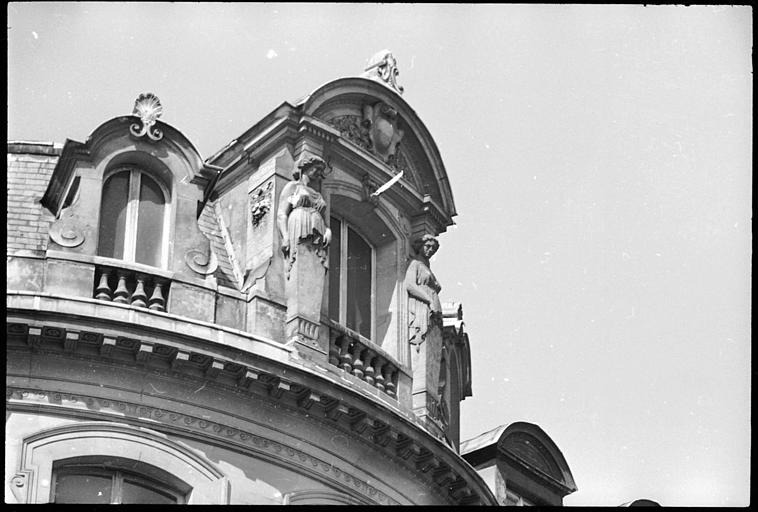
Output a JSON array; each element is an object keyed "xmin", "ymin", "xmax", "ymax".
[
  {"xmin": 12, "ymin": 422, "xmax": 228, "ymax": 504},
  {"xmin": 99, "ymin": 166, "xmax": 171, "ymax": 268},
  {"xmin": 52, "ymin": 458, "xmax": 189, "ymax": 504},
  {"xmin": 330, "ymin": 215, "xmax": 377, "ymax": 340}
]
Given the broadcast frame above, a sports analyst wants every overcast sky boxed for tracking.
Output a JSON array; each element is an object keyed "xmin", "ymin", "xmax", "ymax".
[{"xmin": 7, "ymin": 3, "xmax": 752, "ymax": 507}]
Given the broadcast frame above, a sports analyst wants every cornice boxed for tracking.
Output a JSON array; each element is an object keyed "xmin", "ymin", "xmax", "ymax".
[
  {"xmin": 6, "ymin": 315, "xmax": 496, "ymax": 506},
  {"xmin": 5, "ymin": 386, "xmax": 389, "ymax": 505}
]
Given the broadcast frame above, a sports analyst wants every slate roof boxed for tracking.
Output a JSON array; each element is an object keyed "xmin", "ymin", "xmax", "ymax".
[
  {"xmin": 197, "ymin": 201, "xmax": 241, "ymax": 290},
  {"xmin": 460, "ymin": 424, "xmax": 509, "ymax": 456}
]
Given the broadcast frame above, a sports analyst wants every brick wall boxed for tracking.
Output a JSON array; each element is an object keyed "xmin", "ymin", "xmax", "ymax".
[{"xmin": 7, "ymin": 142, "xmax": 60, "ymax": 255}]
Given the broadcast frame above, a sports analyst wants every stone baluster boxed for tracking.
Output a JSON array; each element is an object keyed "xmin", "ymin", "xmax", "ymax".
[
  {"xmin": 95, "ymin": 269, "xmax": 113, "ymax": 301},
  {"xmin": 328, "ymin": 333, "xmax": 342, "ymax": 367},
  {"xmin": 374, "ymin": 357, "xmax": 386, "ymax": 392},
  {"xmin": 384, "ymin": 367, "xmax": 397, "ymax": 399},
  {"xmin": 148, "ymin": 279, "xmax": 166, "ymax": 312},
  {"xmin": 351, "ymin": 344, "xmax": 366, "ymax": 380},
  {"xmin": 363, "ymin": 351, "xmax": 376, "ymax": 386},
  {"xmin": 339, "ymin": 337, "xmax": 353, "ymax": 374},
  {"xmin": 131, "ymin": 274, "xmax": 148, "ymax": 308},
  {"xmin": 113, "ymin": 272, "xmax": 130, "ymax": 304}
]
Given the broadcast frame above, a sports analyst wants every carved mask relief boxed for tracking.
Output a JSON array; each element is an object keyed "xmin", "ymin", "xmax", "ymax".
[{"xmin": 364, "ymin": 102, "xmax": 404, "ymax": 166}]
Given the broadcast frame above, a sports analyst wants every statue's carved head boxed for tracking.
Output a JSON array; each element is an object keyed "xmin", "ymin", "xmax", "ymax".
[
  {"xmin": 293, "ymin": 155, "xmax": 327, "ymax": 180},
  {"xmin": 412, "ymin": 235, "xmax": 440, "ymax": 259}
]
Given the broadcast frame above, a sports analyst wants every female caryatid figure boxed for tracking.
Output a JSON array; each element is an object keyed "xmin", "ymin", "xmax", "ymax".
[
  {"xmin": 277, "ymin": 155, "xmax": 332, "ymax": 345},
  {"xmin": 405, "ymin": 235, "xmax": 442, "ymax": 350},
  {"xmin": 277, "ymin": 156, "xmax": 332, "ymax": 277}
]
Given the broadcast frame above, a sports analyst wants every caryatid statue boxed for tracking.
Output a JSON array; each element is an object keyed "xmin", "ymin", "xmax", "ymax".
[
  {"xmin": 405, "ymin": 234, "xmax": 447, "ymax": 437},
  {"xmin": 405, "ymin": 235, "xmax": 442, "ymax": 349},
  {"xmin": 277, "ymin": 155, "xmax": 332, "ymax": 347}
]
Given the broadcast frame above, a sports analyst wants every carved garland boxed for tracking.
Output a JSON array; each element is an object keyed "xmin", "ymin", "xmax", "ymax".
[
  {"xmin": 329, "ymin": 115, "xmax": 371, "ymax": 151},
  {"xmin": 250, "ymin": 181, "xmax": 273, "ymax": 227}
]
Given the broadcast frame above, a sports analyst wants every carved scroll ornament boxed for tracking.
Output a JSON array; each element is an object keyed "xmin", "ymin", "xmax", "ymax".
[
  {"xmin": 363, "ymin": 49, "xmax": 404, "ymax": 95},
  {"xmin": 185, "ymin": 248, "xmax": 218, "ymax": 275},
  {"xmin": 130, "ymin": 92, "xmax": 164, "ymax": 141},
  {"xmin": 49, "ymin": 216, "xmax": 85, "ymax": 248}
]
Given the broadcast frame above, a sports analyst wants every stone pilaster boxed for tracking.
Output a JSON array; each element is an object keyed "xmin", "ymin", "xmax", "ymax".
[
  {"xmin": 284, "ymin": 238, "xmax": 328, "ymax": 360},
  {"xmin": 411, "ymin": 320, "xmax": 446, "ymax": 440}
]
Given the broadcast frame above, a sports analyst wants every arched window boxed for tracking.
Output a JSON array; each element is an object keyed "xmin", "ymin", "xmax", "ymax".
[
  {"xmin": 98, "ymin": 168, "xmax": 168, "ymax": 267},
  {"xmin": 328, "ymin": 216, "xmax": 374, "ymax": 339},
  {"xmin": 52, "ymin": 456, "xmax": 190, "ymax": 504},
  {"xmin": 12, "ymin": 422, "xmax": 228, "ymax": 504}
]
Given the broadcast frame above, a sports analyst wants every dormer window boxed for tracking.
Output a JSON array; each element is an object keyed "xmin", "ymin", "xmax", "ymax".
[
  {"xmin": 98, "ymin": 167, "xmax": 169, "ymax": 268},
  {"xmin": 328, "ymin": 216, "xmax": 374, "ymax": 339}
]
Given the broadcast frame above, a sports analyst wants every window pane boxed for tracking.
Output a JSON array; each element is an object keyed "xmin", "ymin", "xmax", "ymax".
[
  {"xmin": 98, "ymin": 172, "xmax": 129, "ymax": 259},
  {"xmin": 54, "ymin": 473, "xmax": 112, "ymax": 504},
  {"xmin": 328, "ymin": 217, "xmax": 341, "ymax": 323},
  {"xmin": 135, "ymin": 174, "xmax": 165, "ymax": 266},
  {"xmin": 346, "ymin": 227, "xmax": 372, "ymax": 338},
  {"xmin": 121, "ymin": 478, "xmax": 178, "ymax": 504}
]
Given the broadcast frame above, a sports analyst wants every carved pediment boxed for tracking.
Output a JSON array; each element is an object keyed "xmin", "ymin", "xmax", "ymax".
[{"xmin": 322, "ymin": 103, "xmax": 424, "ymax": 196}]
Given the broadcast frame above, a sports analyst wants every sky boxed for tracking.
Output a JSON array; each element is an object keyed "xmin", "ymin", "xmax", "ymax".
[{"xmin": 7, "ymin": 3, "xmax": 752, "ymax": 507}]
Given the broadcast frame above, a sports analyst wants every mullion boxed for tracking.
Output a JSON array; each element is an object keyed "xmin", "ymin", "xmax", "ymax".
[{"xmin": 111, "ymin": 470, "xmax": 123, "ymax": 504}]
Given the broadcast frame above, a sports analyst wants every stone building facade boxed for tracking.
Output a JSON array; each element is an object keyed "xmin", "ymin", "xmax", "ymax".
[{"xmin": 6, "ymin": 53, "xmax": 575, "ymax": 505}]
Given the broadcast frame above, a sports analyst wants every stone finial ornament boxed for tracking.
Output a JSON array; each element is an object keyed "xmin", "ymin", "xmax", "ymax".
[
  {"xmin": 129, "ymin": 92, "xmax": 164, "ymax": 141},
  {"xmin": 363, "ymin": 49, "xmax": 404, "ymax": 95}
]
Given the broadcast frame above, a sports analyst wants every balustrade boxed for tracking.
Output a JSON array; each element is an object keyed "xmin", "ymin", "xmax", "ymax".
[
  {"xmin": 93, "ymin": 265, "xmax": 170, "ymax": 312},
  {"xmin": 328, "ymin": 321, "xmax": 399, "ymax": 399}
]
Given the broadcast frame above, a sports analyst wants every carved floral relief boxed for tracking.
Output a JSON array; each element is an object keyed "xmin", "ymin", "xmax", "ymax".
[
  {"xmin": 250, "ymin": 181, "xmax": 273, "ymax": 227},
  {"xmin": 329, "ymin": 115, "xmax": 371, "ymax": 151}
]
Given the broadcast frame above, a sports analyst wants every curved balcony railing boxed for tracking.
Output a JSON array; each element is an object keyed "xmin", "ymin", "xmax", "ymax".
[{"xmin": 327, "ymin": 320, "xmax": 400, "ymax": 399}]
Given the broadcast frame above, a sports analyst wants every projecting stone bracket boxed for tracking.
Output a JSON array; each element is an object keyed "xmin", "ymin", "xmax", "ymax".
[
  {"xmin": 6, "ymin": 321, "xmax": 491, "ymax": 506},
  {"xmin": 9, "ymin": 471, "xmax": 31, "ymax": 504},
  {"xmin": 237, "ymin": 369, "xmax": 260, "ymax": 389},
  {"xmin": 64, "ymin": 332, "xmax": 78, "ymax": 352},
  {"xmin": 321, "ymin": 397, "xmax": 349, "ymax": 422},
  {"xmin": 101, "ymin": 336, "xmax": 117, "ymax": 356},
  {"xmin": 137, "ymin": 342, "xmax": 154, "ymax": 363}
]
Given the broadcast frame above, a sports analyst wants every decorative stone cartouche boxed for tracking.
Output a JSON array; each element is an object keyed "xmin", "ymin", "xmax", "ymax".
[
  {"xmin": 129, "ymin": 92, "xmax": 164, "ymax": 141},
  {"xmin": 363, "ymin": 49, "xmax": 404, "ymax": 95}
]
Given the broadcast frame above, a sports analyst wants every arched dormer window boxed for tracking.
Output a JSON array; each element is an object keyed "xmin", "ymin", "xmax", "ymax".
[
  {"xmin": 328, "ymin": 216, "xmax": 374, "ymax": 339},
  {"xmin": 98, "ymin": 167, "xmax": 169, "ymax": 268}
]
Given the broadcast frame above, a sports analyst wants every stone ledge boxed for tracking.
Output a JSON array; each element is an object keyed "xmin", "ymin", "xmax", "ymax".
[
  {"xmin": 6, "ymin": 312, "xmax": 496, "ymax": 506},
  {"xmin": 7, "ymin": 290, "xmax": 286, "ymax": 357}
]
